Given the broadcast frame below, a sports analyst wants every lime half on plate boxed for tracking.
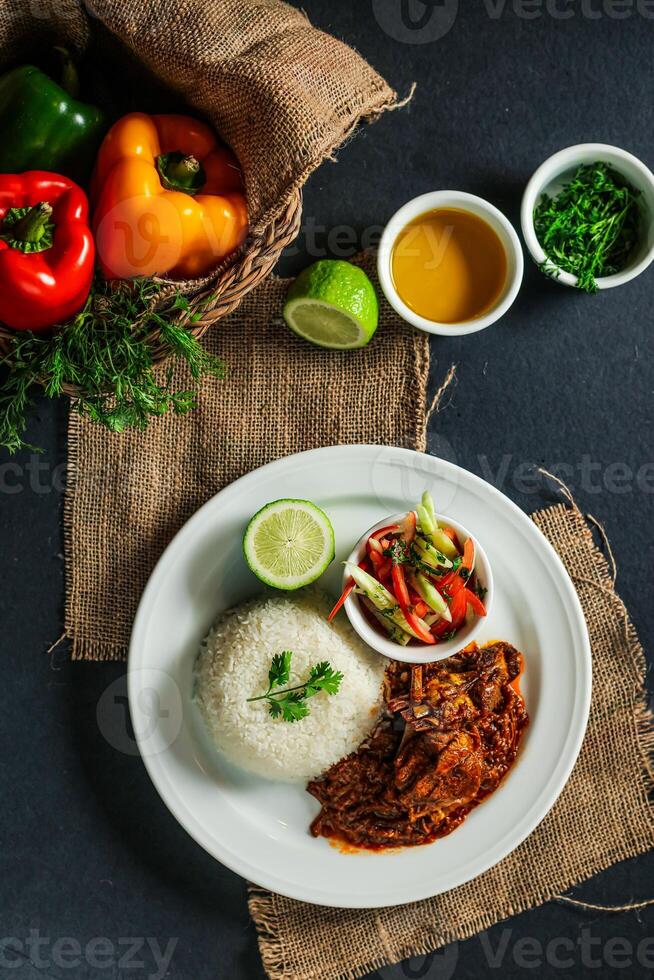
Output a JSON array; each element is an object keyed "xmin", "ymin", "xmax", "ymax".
[
  {"xmin": 243, "ymin": 498, "xmax": 335, "ymax": 590},
  {"xmin": 283, "ymin": 259, "xmax": 378, "ymax": 350}
]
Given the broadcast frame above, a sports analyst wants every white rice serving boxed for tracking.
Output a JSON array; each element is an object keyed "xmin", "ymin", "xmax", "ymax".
[{"xmin": 194, "ymin": 590, "xmax": 386, "ymax": 782}]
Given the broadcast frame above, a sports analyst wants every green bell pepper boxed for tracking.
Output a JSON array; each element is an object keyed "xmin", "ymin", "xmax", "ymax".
[{"xmin": 0, "ymin": 48, "xmax": 106, "ymax": 183}]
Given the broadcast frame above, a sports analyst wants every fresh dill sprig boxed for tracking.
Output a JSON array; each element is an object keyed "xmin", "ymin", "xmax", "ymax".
[
  {"xmin": 0, "ymin": 277, "xmax": 225, "ymax": 453},
  {"xmin": 533, "ymin": 161, "xmax": 641, "ymax": 293},
  {"xmin": 247, "ymin": 651, "xmax": 344, "ymax": 723}
]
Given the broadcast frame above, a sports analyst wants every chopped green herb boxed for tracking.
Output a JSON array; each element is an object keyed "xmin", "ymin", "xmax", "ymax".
[
  {"xmin": 408, "ymin": 544, "xmax": 442, "ymax": 575},
  {"xmin": 533, "ymin": 161, "xmax": 641, "ymax": 293},
  {"xmin": 383, "ymin": 539, "xmax": 409, "ymax": 565},
  {"xmin": 247, "ymin": 652, "xmax": 344, "ymax": 723}
]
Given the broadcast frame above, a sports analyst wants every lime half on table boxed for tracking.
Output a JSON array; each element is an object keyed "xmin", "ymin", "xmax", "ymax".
[
  {"xmin": 243, "ymin": 499, "xmax": 335, "ymax": 590},
  {"xmin": 283, "ymin": 259, "xmax": 378, "ymax": 350}
]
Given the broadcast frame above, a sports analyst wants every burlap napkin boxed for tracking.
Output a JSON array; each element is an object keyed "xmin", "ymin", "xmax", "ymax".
[
  {"xmin": 63, "ymin": 260, "xmax": 653, "ymax": 979},
  {"xmin": 248, "ymin": 502, "xmax": 654, "ymax": 980},
  {"xmin": 64, "ymin": 255, "xmax": 430, "ymax": 660}
]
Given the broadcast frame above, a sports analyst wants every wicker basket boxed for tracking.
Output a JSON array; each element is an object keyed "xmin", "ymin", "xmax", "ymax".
[
  {"xmin": 0, "ymin": 0, "xmax": 396, "ymax": 405},
  {"xmin": 0, "ymin": 189, "xmax": 302, "ymax": 394}
]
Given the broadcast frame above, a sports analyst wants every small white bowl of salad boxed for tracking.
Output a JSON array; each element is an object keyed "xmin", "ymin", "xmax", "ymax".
[{"xmin": 328, "ymin": 491, "xmax": 493, "ymax": 664}]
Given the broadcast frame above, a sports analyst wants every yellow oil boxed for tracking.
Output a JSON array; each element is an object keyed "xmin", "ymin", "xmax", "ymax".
[{"xmin": 391, "ymin": 207, "xmax": 508, "ymax": 324}]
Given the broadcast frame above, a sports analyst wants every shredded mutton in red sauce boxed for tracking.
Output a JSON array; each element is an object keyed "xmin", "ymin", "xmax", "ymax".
[{"xmin": 307, "ymin": 641, "xmax": 529, "ymax": 850}]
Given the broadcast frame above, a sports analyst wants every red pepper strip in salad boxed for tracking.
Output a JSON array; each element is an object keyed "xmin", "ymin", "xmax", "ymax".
[
  {"xmin": 435, "ymin": 570, "xmax": 454, "ymax": 592},
  {"xmin": 442, "ymin": 525, "xmax": 463, "ymax": 552},
  {"xmin": 462, "ymin": 537, "xmax": 475, "ymax": 570},
  {"xmin": 449, "ymin": 589, "xmax": 468, "ymax": 630},
  {"xmin": 391, "ymin": 564, "xmax": 435, "ymax": 644},
  {"xmin": 371, "ymin": 524, "xmax": 400, "ymax": 541},
  {"xmin": 398, "ymin": 510, "xmax": 417, "ymax": 544},
  {"xmin": 391, "ymin": 562, "xmax": 410, "ymax": 605},
  {"xmin": 369, "ymin": 549, "xmax": 383, "ymax": 572},
  {"xmin": 432, "ymin": 617, "xmax": 453, "ymax": 638},
  {"xmin": 435, "ymin": 570, "xmax": 466, "ymax": 598},
  {"xmin": 328, "ymin": 560, "xmax": 369, "ymax": 621},
  {"xmin": 412, "ymin": 598, "xmax": 429, "ymax": 619},
  {"xmin": 464, "ymin": 588, "xmax": 487, "ymax": 617},
  {"xmin": 328, "ymin": 580, "xmax": 355, "ymax": 621}
]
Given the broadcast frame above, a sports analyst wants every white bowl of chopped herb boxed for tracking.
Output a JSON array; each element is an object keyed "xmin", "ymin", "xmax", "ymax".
[{"xmin": 521, "ymin": 143, "xmax": 654, "ymax": 293}]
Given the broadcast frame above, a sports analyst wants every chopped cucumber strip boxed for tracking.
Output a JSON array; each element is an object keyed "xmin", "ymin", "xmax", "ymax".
[
  {"xmin": 347, "ymin": 563, "xmax": 396, "ymax": 609},
  {"xmin": 345, "ymin": 562, "xmax": 420, "ymax": 640},
  {"xmin": 417, "ymin": 503, "xmax": 435, "ymax": 536},
  {"xmin": 415, "ymin": 534, "xmax": 453, "ymax": 569},
  {"xmin": 411, "ymin": 570, "xmax": 452, "ymax": 621},
  {"xmin": 421, "ymin": 490, "xmax": 437, "ymax": 525},
  {"xmin": 361, "ymin": 597, "xmax": 411, "ymax": 645},
  {"xmin": 430, "ymin": 527, "xmax": 460, "ymax": 560}
]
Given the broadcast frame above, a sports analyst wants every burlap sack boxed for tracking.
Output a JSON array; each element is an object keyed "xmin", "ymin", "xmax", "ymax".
[{"xmin": 0, "ymin": 0, "xmax": 398, "ymax": 234}]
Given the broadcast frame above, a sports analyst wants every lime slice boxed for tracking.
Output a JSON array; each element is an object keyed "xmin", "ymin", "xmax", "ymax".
[
  {"xmin": 243, "ymin": 499, "xmax": 335, "ymax": 590},
  {"xmin": 283, "ymin": 259, "xmax": 378, "ymax": 350}
]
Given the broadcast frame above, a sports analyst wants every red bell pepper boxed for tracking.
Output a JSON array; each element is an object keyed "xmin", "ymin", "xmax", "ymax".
[{"xmin": 0, "ymin": 172, "xmax": 94, "ymax": 332}]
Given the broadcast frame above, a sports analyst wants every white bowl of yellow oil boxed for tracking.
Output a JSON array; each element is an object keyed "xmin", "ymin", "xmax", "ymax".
[{"xmin": 377, "ymin": 191, "xmax": 524, "ymax": 336}]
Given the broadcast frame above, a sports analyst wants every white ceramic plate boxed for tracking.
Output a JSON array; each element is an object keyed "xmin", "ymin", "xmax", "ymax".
[{"xmin": 128, "ymin": 445, "xmax": 591, "ymax": 908}]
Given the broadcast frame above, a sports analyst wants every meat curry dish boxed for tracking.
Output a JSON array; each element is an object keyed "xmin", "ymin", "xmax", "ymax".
[{"xmin": 308, "ymin": 641, "xmax": 528, "ymax": 849}]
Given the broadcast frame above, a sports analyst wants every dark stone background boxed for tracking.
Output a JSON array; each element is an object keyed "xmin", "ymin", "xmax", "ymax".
[{"xmin": 1, "ymin": 2, "xmax": 653, "ymax": 978}]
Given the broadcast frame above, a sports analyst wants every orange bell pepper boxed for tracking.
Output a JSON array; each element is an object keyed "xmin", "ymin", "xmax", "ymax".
[{"xmin": 91, "ymin": 112, "xmax": 247, "ymax": 280}]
